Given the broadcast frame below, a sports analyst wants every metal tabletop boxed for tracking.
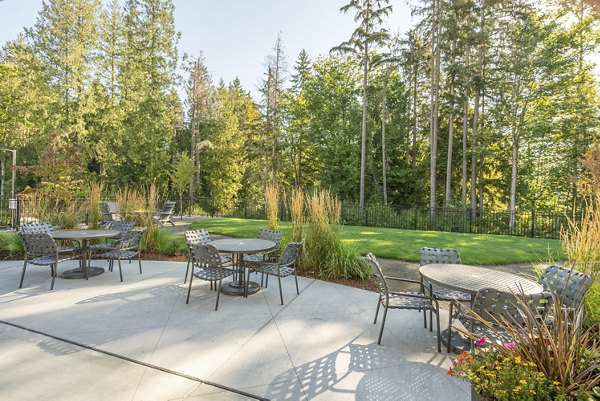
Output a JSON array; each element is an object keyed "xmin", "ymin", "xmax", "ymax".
[
  {"xmin": 208, "ymin": 238, "xmax": 276, "ymax": 254},
  {"xmin": 419, "ymin": 263, "xmax": 543, "ymax": 296},
  {"xmin": 51, "ymin": 229, "xmax": 120, "ymax": 279},
  {"xmin": 208, "ymin": 238, "xmax": 276, "ymax": 297}
]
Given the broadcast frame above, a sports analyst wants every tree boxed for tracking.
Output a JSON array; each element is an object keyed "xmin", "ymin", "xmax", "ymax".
[
  {"xmin": 170, "ymin": 152, "xmax": 194, "ymax": 216},
  {"xmin": 332, "ymin": 0, "xmax": 392, "ymax": 208}
]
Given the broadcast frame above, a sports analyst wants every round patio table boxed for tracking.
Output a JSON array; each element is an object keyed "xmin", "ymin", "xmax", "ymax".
[
  {"xmin": 419, "ymin": 263, "xmax": 543, "ymax": 353},
  {"xmin": 419, "ymin": 263, "xmax": 543, "ymax": 298},
  {"xmin": 51, "ymin": 229, "xmax": 120, "ymax": 279},
  {"xmin": 208, "ymin": 238, "xmax": 276, "ymax": 296}
]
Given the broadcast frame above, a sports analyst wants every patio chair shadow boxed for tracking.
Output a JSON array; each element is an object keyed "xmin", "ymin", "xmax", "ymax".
[
  {"xmin": 76, "ymin": 283, "xmax": 184, "ymax": 304},
  {"xmin": 265, "ymin": 339, "xmax": 450, "ymax": 400}
]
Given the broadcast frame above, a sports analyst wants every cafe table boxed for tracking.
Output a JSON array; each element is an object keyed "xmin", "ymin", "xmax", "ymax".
[
  {"xmin": 208, "ymin": 238, "xmax": 276, "ymax": 296},
  {"xmin": 51, "ymin": 229, "xmax": 120, "ymax": 279},
  {"xmin": 419, "ymin": 263, "xmax": 543, "ymax": 352}
]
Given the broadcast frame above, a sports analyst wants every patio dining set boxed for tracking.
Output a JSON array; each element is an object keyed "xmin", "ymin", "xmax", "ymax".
[{"xmin": 367, "ymin": 248, "xmax": 593, "ymax": 353}]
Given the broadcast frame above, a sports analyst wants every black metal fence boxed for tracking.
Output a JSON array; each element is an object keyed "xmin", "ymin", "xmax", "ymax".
[{"xmin": 2, "ymin": 195, "xmax": 573, "ymax": 239}]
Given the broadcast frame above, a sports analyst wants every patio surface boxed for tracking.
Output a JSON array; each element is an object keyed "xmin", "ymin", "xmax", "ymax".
[{"xmin": 0, "ymin": 257, "xmax": 470, "ymax": 400}]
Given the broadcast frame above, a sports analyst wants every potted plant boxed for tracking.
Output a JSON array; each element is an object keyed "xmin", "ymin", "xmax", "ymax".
[{"xmin": 448, "ymin": 298, "xmax": 600, "ymax": 401}]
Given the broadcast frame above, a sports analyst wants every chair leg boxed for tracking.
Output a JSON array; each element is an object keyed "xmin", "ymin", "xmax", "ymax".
[
  {"xmin": 19, "ymin": 260, "xmax": 28, "ymax": 288},
  {"xmin": 277, "ymin": 274, "xmax": 284, "ymax": 305},
  {"xmin": 50, "ymin": 263, "xmax": 56, "ymax": 290},
  {"xmin": 435, "ymin": 309, "xmax": 442, "ymax": 353},
  {"xmin": 215, "ymin": 278, "xmax": 222, "ymax": 311},
  {"xmin": 186, "ymin": 267, "xmax": 194, "ymax": 304},
  {"xmin": 117, "ymin": 258, "xmax": 123, "ymax": 282},
  {"xmin": 138, "ymin": 254, "xmax": 142, "ymax": 274},
  {"xmin": 184, "ymin": 260, "xmax": 190, "ymax": 284},
  {"xmin": 294, "ymin": 271, "xmax": 299, "ymax": 295},
  {"xmin": 374, "ymin": 300, "xmax": 381, "ymax": 324},
  {"xmin": 378, "ymin": 306, "xmax": 389, "ymax": 345}
]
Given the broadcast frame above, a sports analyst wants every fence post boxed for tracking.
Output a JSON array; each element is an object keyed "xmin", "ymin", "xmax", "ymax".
[{"xmin": 530, "ymin": 210, "xmax": 535, "ymax": 238}]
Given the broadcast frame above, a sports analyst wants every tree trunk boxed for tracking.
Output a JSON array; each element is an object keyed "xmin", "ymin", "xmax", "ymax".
[
  {"xmin": 429, "ymin": 0, "xmax": 440, "ymax": 213},
  {"xmin": 462, "ymin": 50, "xmax": 470, "ymax": 208},
  {"xmin": 359, "ymin": 44, "xmax": 368, "ymax": 209},
  {"xmin": 445, "ymin": 40, "xmax": 456, "ymax": 208},
  {"xmin": 381, "ymin": 79, "xmax": 388, "ymax": 204},
  {"xmin": 411, "ymin": 56, "xmax": 418, "ymax": 169}
]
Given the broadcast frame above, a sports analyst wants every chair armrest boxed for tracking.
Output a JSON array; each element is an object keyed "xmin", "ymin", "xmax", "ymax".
[{"xmin": 384, "ymin": 276, "xmax": 422, "ymax": 286}]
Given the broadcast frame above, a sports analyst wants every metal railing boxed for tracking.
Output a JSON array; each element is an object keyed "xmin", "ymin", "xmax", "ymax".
[{"xmin": 2, "ymin": 195, "xmax": 573, "ymax": 239}]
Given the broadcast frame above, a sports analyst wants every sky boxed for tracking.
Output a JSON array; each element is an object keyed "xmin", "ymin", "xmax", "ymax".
[{"xmin": 0, "ymin": 0, "xmax": 413, "ymax": 99}]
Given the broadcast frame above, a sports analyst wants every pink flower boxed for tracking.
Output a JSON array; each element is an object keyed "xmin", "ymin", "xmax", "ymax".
[
  {"xmin": 503, "ymin": 342, "xmax": 517, "ymax": 350},
  {"xmin": 476, "ymin": 337, "xmax": 486, "ymax": 348}
]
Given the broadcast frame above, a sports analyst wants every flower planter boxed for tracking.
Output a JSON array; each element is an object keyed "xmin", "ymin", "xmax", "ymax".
[{"xmin": 471, "ymin": 388, "xmax": 488, "ymax": 401}]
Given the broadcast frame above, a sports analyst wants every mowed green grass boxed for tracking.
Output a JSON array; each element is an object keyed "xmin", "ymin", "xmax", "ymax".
[{"xmin": 189, "ymin": 217, "xmax": 563, "ymax": 265}]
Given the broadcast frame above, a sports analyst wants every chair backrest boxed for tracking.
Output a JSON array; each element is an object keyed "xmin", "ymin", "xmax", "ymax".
[
  {"xmin": 190, "ymin": 243, "xmax": 223, "ymax": 269},
  {"xmin": 115, "ymin": 229, "xmax": 145, "ymax": 250},
  {"xmin": 539, "ymin": 265, "xmax": 592, "ymax": 310},
  {"xmin": 184, "ymin": 229, "xmax": 212, "ymax": 246},
  {"xmin": 366, "ymin": 253, "xmax": 388, "ymax": 297},
  {"xmin": 18, "ymin": 232, "xmax": 58, "ymax": 257},
  {"xmin": 99, "ymin": 202, "xmax": 121, "ymax": 221},
  {"xmin": 107, "ymin": 220, "xmax": 135, "ymax": 233},
  {"xmin": 420, "ymin": 247, "xmax": 461, "ymax": 265},
  {"xmin": 21, "ymin": 222, "xmax": 55, "ymax": 234},
  {"xmin": 471, "ymin": 288, "xmax": 551, "ymax": 329},
  {"xmin": 279, "ymin": 240, "xmax": 304, "ymax": 266},
  {"xmin": 256, "ymin": 229, "xmax": 283, "ymax": 245},
  {"xmin": 160, "ymin": 201, "xmax": 176, "ymax": 214}
]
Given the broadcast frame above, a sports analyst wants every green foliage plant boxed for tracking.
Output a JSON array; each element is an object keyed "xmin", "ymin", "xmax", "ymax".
[
  {"xmin": 451, "ymin": 296, "xmax": 600, "ymax": 400},
  {"xmin": 302, "ymin": 189, "xmax": 370, "ymax": 280},
  {"xmin": 170, "ymin": 153, "xmax": 194, "ymax": 219},
  {"xmin": 86, "ymin": 183, "xmax": 103, "ymax": 229}
]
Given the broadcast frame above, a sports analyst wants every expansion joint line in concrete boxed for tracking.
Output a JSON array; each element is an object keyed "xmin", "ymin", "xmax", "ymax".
[{"xmin": 0, "ymin": 319, "xmax": 269, "ymax": 401}]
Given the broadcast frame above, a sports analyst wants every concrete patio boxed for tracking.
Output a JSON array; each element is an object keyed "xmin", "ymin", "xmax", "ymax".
[{"xmin": 0, "ymin": 258, "xmax": 470, "ymax": 400}]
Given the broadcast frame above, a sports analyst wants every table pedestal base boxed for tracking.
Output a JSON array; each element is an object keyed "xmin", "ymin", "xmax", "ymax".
[
  {"xmin": 441, "ymin": 328, "xmax": 471, "ymax": 354},
  {"xmin": 221, "ymin": 281, "xmax": 260, "ymax": 296},
  {"xmin": 62, "ymin": 266, "xmax": 105, "ymax": 279}
]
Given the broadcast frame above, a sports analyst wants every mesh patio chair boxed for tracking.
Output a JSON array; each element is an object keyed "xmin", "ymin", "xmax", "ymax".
[
  {"xmin": 153, "ymin": 201, "xmax": 176, "ymax": 226},
  {"xmin": 21, "ymin": 222, "xmax": 80, "ymax": 253},
  {"xmin": 420, "ymin": 247, "xmax": 471, "ymax": 302},
  {"xmin": 539, "ymin": 265, "xmax": 592, "ymax": 326},
  {"xmin": 96, "ymin": 229, "xmax": 145, "ymax": 282},
  {"xmin": 17, "ymin": 232, "xmax": 82, "ymax": 290},
  {"xmin": 367, "ymin": 253, "xmax": 441, "ymax": 351},
  {"xmin": 248, "ymin": 240, "xmax": 304, "ymax": 305},
  {"xmin": 243, "ymin": 229, "xmax": 283, "ymax": 265},
  {"xmin": 185, "ymin": 243, "xmax": 235, "ymax": 310},
  {"xmin": 183, "ymin": 229, "xmax": 231, "ymax": 284},
  {"xmin": 447, "ymin": 288, "xmax": 552, "ymax": 353},
  {"xmin": 88, "ymin": 220, "xmax": 135, "ymax": 264}
]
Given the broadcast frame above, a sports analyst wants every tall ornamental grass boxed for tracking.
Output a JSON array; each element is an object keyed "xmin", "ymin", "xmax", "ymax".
[
  {"xmin": 302, "ymin": 189, "xmax": 370, "ymax": 280},
  {"xmin": 265, "ymin": 183, "xmax": 279, "ymax": 230},
  {"xmin": 86, "ymin": 183, "xmax": 103, "ymax": 229}
]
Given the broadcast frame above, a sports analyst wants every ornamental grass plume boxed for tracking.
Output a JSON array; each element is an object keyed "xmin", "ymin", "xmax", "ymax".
[
  {"xmin": 265, "ymin": 183, "xmax": 279, "ymax": 230},
  {"xmin": 86, "ymin": 183, "xmax": 103, "ymax": 229}
]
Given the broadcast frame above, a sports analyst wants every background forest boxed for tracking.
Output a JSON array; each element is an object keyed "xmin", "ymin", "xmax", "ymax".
[{"xmin": 0, "ymin": 0, "xmax": 599, "ymax": 218}]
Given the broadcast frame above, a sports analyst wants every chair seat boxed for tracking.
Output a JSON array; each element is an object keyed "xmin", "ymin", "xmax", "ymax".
[
  {"xmin": 243, "ymin": 254, "xmax": 265, "ymax": 264},
  {"xmin": 57, "ymin": 245, "xmax": 81, "ymax": 253},
  {"xmin": 30, "ymin": 253, "xmax": 79, "ymax": 266},
  {"xmin": 383, "ymin": 292, "xmax": 436, "ymax": 310},
  {"xmin": 431, "ymin": 285, "xmax": 471, "ymax": 302},
  {"xmin": 253, "ymin": 263, "xmax": 295, "ymax": 277},
  {"xmin": 193, "ymin": 267, "xmax": 234, "ymax": 281},
  {"xmin": 89, "ymin": 243, "xmax": 115, "ymax": 251},
  {"xmin": 98, "ymin": 250, "xmax": 138, "ymax": 260}
]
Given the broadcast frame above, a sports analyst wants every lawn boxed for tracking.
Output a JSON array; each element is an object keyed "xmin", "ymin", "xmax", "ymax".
[{"xmin": 189, "ymin": 217, "xmax": 563, "ymax": 265}]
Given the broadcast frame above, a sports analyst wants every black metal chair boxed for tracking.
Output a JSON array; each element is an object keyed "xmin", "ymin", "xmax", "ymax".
[
  {"xmin": 21, "ymin": 222, "xmax": 80, "ymax": 254},
  {"xmin": 183, "ymin": 229, "xmax": 231, "ymax": 284},
  {"xmin": 367, "ymin": 253, "xmax": 441, "ymax": 351},
  {"xmin": 88, "ymin": 220, "xmax": 135, "ymax": 260},
  {"xmin": 96, "ymin": 229, "xmax": 145, "ymax": 282},
  {"xmin": 447, "ymin": 288, "xmax": 552, "ymax": 353},
  {"xmin": 538, "ymin": 265, "xmax": 592, "ymax": 326},
  {"xmin": 17, "ymin": 232, "xmax": 81, "ymax": 290},
  {"xmin": 243, "ymin": 229, "xmax": 283, "ymax": 264},
  {"xmin": 153, "ymin": 201, "xmax": 176, "ymax": 226},
  {"xmin": 420, "ymin": 247, "xmax": 471, "ymax": 302},
  {"xmin": 186, "ymin": 243, "xmax": 235, "ymax": 310},
  {"xmin": 248, "ymin": 240, "xmax": 303, "ymax": 305}
]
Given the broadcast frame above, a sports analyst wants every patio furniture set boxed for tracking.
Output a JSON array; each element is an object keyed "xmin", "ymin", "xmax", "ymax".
[{"xmin": 367, "ymin": 248, "xmax": 592, "ymax": 353}]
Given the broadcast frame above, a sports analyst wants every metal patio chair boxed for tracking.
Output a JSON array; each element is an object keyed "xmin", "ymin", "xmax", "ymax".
[
  {"xmin": 186, "ymin": 243, "xmax": 235, "ymax": 310},
  {"xmin": 248, "ymin": 240, "xmax": 304, "ymax": 305},
  {"xmin": 96, "ymin": 229, "xmax": 145, "ymax": 282},
  {"xmin": 539, "ymin": 265, "xmax": 592, "ymax": 326},
  {"xmin": 367, "ymin": 253, "xmax": 441, "ymax": 351},
  {"xmin": 419, "ymin": 247, "xmax": 470, "ymax": 302},
  {"xmin": 17, "ymin": 232, "xmax": 82, "ymax": 290},
  {"xmin": 21, "ymin": 222, "xmax": 81, "ymax": 254},
  {"xmin": 243, "ymin": 229, "xmax": 283, "ymax": 265},
  {"xmin": 153, "ymin": 201, "xmax": 176, "ymax": 226},
  {"xmin": 183, "ymin": 229, "xmax": 231, "ymax": 284}
]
